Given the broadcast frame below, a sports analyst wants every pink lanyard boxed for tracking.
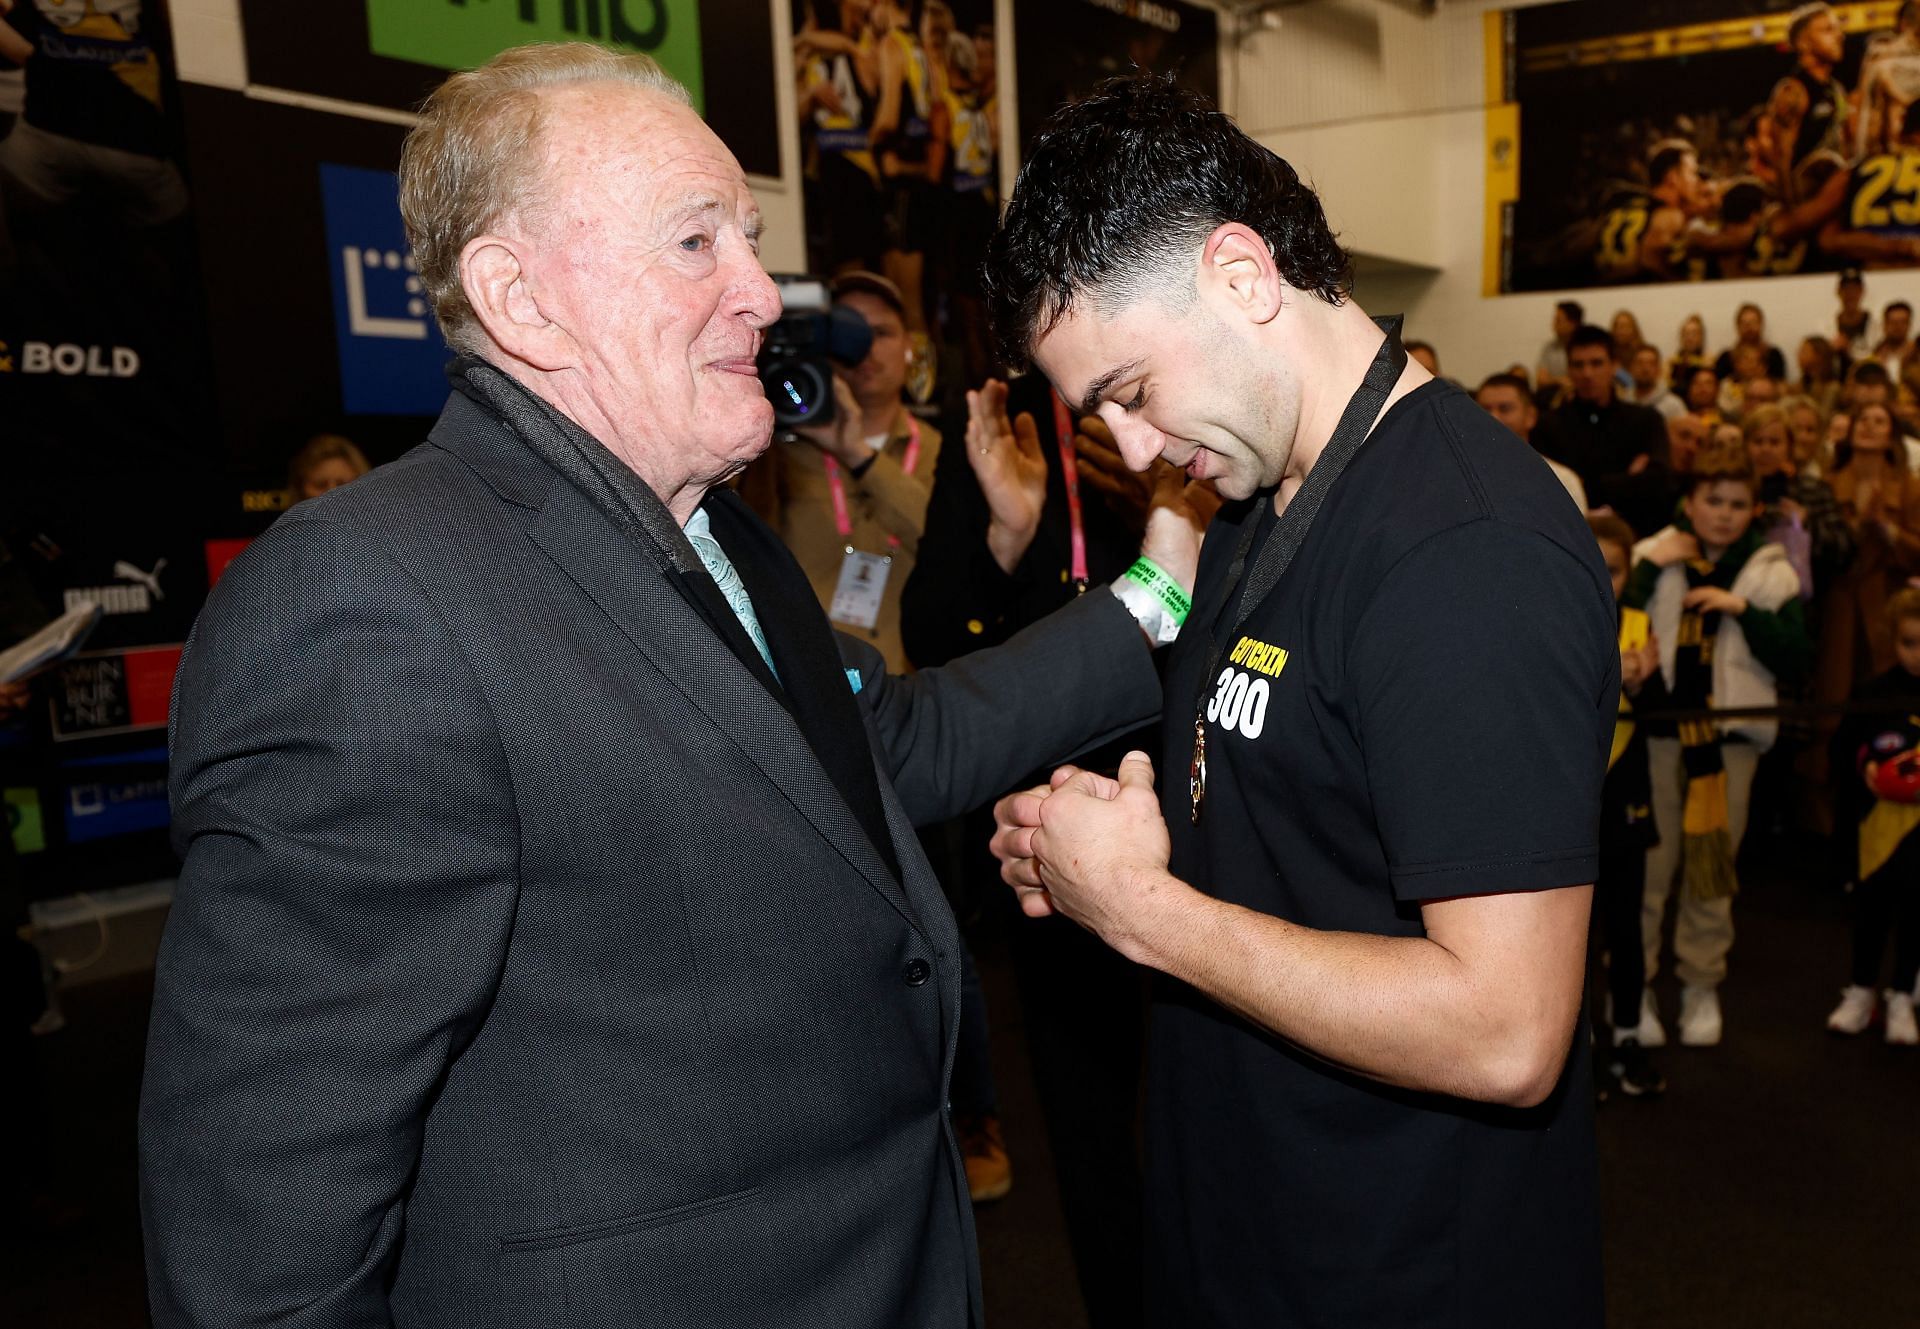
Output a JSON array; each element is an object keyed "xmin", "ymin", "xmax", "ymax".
[
  {"xmin": 823, "ymin": 415, "xmax": 921, "ymax": 550},
  {"xmin": 1051, "ymin": 391, "xmax": 1090, "ymax": 592}
]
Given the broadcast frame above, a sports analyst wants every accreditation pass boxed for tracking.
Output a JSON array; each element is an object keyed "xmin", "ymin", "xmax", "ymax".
[{"xmin": 830, "ymin": 546, "xmax": 891, "ymax": 630}]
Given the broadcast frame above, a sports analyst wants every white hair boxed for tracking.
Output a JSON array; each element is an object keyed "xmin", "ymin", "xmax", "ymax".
[{"xmin": 398, "ymin": 42, "xmax": 691, "ymax": 356}]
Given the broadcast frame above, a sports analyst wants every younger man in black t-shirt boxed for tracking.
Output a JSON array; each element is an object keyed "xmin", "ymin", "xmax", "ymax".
[{"xmin": 982, "ymin": 75, "xmax": 1608, "ymax": 1328}]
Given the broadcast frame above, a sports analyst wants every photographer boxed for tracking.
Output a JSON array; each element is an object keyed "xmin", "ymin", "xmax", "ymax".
[{"xmin": 740, "ymin": 271, "xmax": 937, "ymax": 672}]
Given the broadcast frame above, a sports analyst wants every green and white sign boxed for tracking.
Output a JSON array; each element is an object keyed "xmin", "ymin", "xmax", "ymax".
[{"xmin": 366, "ymin": 0, "xmax": 703, "ymax": 111}]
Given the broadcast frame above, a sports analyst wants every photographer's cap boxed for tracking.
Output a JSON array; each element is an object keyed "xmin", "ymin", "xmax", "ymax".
[{"xmin": 831, "ymin": 271, "xmax": 908, "ymax": 321}]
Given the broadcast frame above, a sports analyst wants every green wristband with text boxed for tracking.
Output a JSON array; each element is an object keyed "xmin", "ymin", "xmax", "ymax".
[{"xmin": 1121, "ymin": 556, "xmax": 1191, "ymax": 625}]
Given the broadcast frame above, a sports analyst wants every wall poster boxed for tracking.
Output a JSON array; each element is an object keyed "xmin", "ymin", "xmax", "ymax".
[
  {"xmin": 793, "ymin": 0, "xmax": 1001, "ymax": 395},
  {"xmin": 1490, "ymin": 1, "xmax": 1920, "ymax": 293}
]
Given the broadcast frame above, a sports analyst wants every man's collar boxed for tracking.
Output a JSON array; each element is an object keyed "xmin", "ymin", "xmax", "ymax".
[{"xmin": 449, "ymin": 355, "xmax": 702, "ymax": 577}]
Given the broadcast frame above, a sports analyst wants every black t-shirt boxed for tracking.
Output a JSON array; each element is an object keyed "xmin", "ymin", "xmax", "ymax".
[{"xmin": 1147, "ymin": 380, "xmax": 1613, "ymax": 1329}]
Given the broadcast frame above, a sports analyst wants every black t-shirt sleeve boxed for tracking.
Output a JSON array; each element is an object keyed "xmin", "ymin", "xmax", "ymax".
[{"xmin": 1349, "ymin": 521, "xmax": 1615, "ymax": 901}]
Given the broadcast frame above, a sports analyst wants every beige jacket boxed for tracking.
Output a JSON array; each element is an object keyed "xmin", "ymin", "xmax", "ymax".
[{"xmin": 741, "ymin": 407, "xmax": 940, "ymax": 672}]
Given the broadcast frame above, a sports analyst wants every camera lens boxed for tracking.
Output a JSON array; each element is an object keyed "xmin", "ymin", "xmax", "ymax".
[{"xmin": 760, "ymin": 356, "xmax": 832, "ymax": 430}]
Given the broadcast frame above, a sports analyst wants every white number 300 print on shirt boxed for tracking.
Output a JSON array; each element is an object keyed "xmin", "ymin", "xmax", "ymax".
[{"xmin": 1206, "ymin": 667, "xmax": 1271, "ymax": 740}]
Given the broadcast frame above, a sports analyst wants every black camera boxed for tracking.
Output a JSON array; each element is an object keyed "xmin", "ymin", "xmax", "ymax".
[{"xmin": 758, "ymin": 275, "xmax": 873, "ymax": 430}]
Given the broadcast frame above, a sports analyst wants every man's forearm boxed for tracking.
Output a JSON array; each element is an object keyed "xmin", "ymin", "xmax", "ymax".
[
  {"xmin": 867, "ymin": 591, "xmax": 1162, "ymax": 825},
  {"xmin": 1123, "ymin": 872, "xmax": 1587, "ymax": 1108}
]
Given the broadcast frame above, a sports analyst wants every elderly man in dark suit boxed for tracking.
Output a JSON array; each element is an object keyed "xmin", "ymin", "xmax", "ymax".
[{"xmin": 137, "ymin": 43, "xmax": 1192, "ymax": 1329}]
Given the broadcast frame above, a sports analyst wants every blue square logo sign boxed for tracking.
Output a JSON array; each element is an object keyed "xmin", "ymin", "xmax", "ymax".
[{"xmin": 319, "ymin": 163, "xmax": 448, "ymax": 416}]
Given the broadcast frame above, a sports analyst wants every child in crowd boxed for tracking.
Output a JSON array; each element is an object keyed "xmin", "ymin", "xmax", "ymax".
[
  {"xmin": 1825, "ymin": 587, "xmax": 1920, "ymax": 1045},
  {"xmin": 1590, "ymin": 515, "xmax": 1668, "ymax": 1097},
  {"xmin": 1626, "ymin": 446, "xmax": 1813, "ymax": 1047}
]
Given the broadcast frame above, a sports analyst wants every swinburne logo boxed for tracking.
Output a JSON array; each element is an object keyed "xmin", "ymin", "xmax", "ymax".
[{"xmin": 11, "ymin": 342, "xmax": 142, "ymax": 378}]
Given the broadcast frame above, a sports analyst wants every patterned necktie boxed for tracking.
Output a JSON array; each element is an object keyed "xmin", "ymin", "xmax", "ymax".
[{"xmin": 685, "ymin": 507, "xmax": 778, "ymax": 679}]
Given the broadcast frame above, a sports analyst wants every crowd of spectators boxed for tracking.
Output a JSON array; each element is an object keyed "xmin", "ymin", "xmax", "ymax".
[{"xmin": 1466, "ymin": 274, "xmax": 1920, "ymax": 1096}]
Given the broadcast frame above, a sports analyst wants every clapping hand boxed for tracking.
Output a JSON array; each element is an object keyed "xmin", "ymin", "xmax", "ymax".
[
  {"xmin": 1072, "ymin": 415, "xmax": 1156, "ymax": 538},
  {"xmin": 966, "ymin": 378, "xmax": 1048, "ymax": 574},
  {"xmin": 1074, "ymin": 414, "xmax": 1218, "ymax": 596}
]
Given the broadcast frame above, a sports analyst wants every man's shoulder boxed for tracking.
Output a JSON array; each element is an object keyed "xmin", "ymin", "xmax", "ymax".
[
  {"xmin": 235, "ymin": 431, "xmax": 531, "ymax": 601},
  {"xmin": 1343, "ymin": 383, "xmax": 1608, "ymax": 595},
  {"xmin": 1614, "ymin": 397, "xmax": 1666, "ymax": 428},
  {"xmin": 1548, "ymin": 396, "xmax": 1590, "ymax": 426},
  {"xmin": 1381, "ymin": 380, "xmax": 1585, "ymax": 506},
  {"xmin": 292, "ymin": 443, "xmax": 493, "ymax": 539}
]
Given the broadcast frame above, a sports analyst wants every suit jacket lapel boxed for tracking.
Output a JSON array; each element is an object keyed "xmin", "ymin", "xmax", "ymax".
[
  {"xmin": 524, "ymin": 480, "xmax": 927, "ymax": 937},
  {"xmin": 706, "ymin": 489, "xmax": 901, "ymax": 881}
]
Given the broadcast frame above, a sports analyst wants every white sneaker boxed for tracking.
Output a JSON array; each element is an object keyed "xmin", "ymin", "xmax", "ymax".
[
  {"xmin": 1678, "ymin": 985, "xmax": 1722, "ymax": 1047},
  {"xmin": 1633, "ymin": 992, "xmax": 1667, "ymax": 1049},
  {"xmin": 1827, "ymin": 984, "xmax": 1878, "ymax": 1035},
  {"xmin": 1886, "ymin": 991, "xmax": 1918, "ymax": 1046}
]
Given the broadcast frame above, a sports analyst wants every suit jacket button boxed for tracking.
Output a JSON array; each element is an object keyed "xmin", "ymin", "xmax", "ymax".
[{"xmin": 903, "ymin": 958, "xmax": 931, "ymax": 987}]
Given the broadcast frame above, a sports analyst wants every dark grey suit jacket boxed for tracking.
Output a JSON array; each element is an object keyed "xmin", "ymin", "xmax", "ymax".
[{"xmin": 138, "ymin": 390, "xmax": 1162, "ymax": 1328}]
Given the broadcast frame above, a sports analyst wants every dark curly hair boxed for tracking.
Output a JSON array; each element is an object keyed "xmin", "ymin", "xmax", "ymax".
[{"xmin": 981, "ymin": 74, "xmax": 1352, "ymax": 372}]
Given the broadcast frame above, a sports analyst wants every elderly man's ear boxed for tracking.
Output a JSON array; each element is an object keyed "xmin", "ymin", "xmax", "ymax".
[{"xmin": 461, "ymin": 236, "xmax": 575, "ymax": 371}]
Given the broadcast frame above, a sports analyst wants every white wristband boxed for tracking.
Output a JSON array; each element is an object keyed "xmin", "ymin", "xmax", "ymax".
[{"xmin": 1110, "ymin": 576, "xmax": 1181, "ymax": 645}]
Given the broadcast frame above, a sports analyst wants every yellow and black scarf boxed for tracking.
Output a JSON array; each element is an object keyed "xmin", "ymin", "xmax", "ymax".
[{"xmin": 1672, "ymin": 528, "xmax": 1761, "ymax": 900}]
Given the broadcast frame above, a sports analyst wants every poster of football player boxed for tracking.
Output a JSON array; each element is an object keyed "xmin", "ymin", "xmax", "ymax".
[
  {"xmin": 1492, "ymin": 0, "xmax": 1920, "ymax": 293},
  {"xmin": 793, "ymin": 0, "xmax": 998, "ymax": 397}
]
